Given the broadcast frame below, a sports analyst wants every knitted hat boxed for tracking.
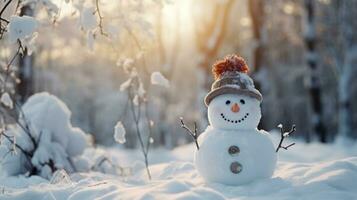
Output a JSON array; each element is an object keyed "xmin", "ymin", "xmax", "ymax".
[{"xmin": 204, "ymin": 55, "xmax": 262, "ymax": 106}]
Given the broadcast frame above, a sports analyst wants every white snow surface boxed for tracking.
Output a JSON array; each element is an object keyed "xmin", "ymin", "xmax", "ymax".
[
  {"xmin": 1, "ymin": 134, "xmax": 357, "ymax": 200},
  {"xmin": 20, "ymin": 92, "xmax": 88, "ymax": 155},
  {"xmin": 1, "ymin": 93, "xmax": 357, "ymax": 199}
]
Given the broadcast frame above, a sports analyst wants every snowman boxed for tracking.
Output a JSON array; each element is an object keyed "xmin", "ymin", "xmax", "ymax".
[{"xmin": 182, "ymin": 55, "xmax": 291, "ymax": 185}]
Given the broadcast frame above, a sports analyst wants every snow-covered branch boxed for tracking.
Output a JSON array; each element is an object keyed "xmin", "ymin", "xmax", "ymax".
[
  {"xmin": 118, "ymin": 57, "xmax": 154, "ymax": 180},
  {"xmin": 276, "ymin": 124, "xmax": 296, "ymax": 152},
  {"xmin": 127, "ymin": 79, "xmax": 152, "ymax": 180}
]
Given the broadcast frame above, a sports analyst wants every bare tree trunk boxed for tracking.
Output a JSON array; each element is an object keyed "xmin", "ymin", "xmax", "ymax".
[
  {"xmin": 304, "ymin": 0, "xmax": 327, "ymax": 143},
  {"xmin": 248, "ymin": 0, "xmax": 264, "ymax": 74},
  {"xmin": 193, "ymin": 0, "xmax": 235, "ymax": 129},
  {"xmin": 335, "ymin": 1, "xmax": 356, "ymax": 139},
  {"xmin": 17, "ymin": 5, "xmax": 34, "ymax": 103},
  {"xmin": 338, "ymin": 46, "xmax": 356, "ymax": 139},
  {"xmin": 194, "ymin": 0, "xmax": 235, "ymax": 82},
  {"xmin": 248, "ymin": 0, "xmax": 266, "ymax": 129}
]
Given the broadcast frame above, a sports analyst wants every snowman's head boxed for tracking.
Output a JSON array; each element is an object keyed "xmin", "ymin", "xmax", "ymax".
[
  {"xmin": 205, "ymin": 55, "xmax": 263, "ymax": 130},
  {"xmin": 207, "ymin": 94, "xmax": 261, "ymax": 130}
]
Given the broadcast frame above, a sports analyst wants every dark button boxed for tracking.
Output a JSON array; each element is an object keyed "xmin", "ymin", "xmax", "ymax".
[
  {"xmin": 228, "ymin": 145, "xmax": 240, "ymax": 155},
  {"xmin": 230, "ymin": 162, "xmax": 242, "ymax": 174}
]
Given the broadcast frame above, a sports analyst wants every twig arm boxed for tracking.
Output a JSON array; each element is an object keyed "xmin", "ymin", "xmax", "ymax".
[
  {"xmin": 180, "ymin": 117, "xmax": 199, "ymax": 150},
  {"xmin": 276, "ymin": 124, "xmax": 296, "ymax": 153}
]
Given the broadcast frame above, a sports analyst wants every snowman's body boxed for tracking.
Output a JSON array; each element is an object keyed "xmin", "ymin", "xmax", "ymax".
[
  {"xmin": 196, "ymin": 92, "xmax": 277, "ymax": 185},
  {"xmin": 194, "ymin": 127, "xmax": 276, "ymax": 185}
]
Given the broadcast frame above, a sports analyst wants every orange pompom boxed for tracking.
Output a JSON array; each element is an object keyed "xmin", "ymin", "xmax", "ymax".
[{"xmin": 212, "ymin": 55, "xmax": 249, "ymax": 79}]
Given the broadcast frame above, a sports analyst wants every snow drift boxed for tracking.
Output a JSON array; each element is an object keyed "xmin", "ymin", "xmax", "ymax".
[
  {"xmin": 0, "ymin": 92, "xmax": 89, "ymax": 178},
  {"xmin": 0, "ymin": 144, "xmax": 357, "ymax": 200}
]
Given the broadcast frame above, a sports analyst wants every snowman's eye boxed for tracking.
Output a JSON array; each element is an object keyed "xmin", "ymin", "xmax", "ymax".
[
  {"xmin": 225, "ymin": 100, "xmax": 231, "ymax": 105},
  {"xmin": 240, "ymin": 99, "xmax": 245, "ymax": 104}
]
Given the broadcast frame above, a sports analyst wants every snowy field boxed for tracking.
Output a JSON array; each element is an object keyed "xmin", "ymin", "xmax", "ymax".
[
  {"xmin": 1, "ymin": 135, "xmax": 357, "ymax": 200},
  {"xmin": 0, "ymin": 0, "xmax": 356, "ymax": 199}
]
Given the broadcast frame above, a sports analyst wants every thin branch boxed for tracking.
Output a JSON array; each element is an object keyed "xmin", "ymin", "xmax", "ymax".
[
  {"xmin": 0, "ymin": 0, "xmax": 13, "ymax": 17},
  {"xmin": 2, "ymin": 41, "xmax": 22, "ymax": 92},
  {"xmin": 14, "ymin": 100, "xmax": 37, "ymax": 147},
  {"xmin": 94, "ymin": 0, "xmax": 108, "ymax": 36},
  {"xmin": 0, "ymin": 0, "xmax": 13, "ymax": 40},
  {"xmin": 280, "ymin": 143, "xmax": 296, "ymax": 150},
  {"xmin": 180, "ymin": 117, "xmax": 199, "ymax": 150},
  {"xmin": 0, "ymin": 40, "xmax": 37, "ymax": 148},
  {"xmin": 119, "ymin": 21, "xmax": 153, "ymax": 180},
  {"xmin": 144, "ymin": 99, "xmax": 152, "ymax": 154},
  {"xmin": 276, "ymin": 124, "xmax": 296, "ymax": 152},
  {"xmin": 2, "ymin": 132, "xmax": 32, "ymax": 158},
  {"xmin": 0, "ymin": 17, "xmax": 9, "ymax": 23},
  {"xmin": 0, "ymin": 108, "xmax": 36, "ymax": 148},
  {"xmin": 128, "ymin": 82, "xmax": 151, "ymax": 180}
]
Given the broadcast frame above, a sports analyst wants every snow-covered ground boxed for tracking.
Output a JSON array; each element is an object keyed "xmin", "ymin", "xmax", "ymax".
[{"xmin": 1, "ymin": 134, "xmax": 357, "ymax": 200}]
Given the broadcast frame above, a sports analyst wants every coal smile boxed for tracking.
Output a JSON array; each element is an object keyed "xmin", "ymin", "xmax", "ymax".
[{"xmin": 221, "ymin": 112, "xmax": 249, "ymax": 124}]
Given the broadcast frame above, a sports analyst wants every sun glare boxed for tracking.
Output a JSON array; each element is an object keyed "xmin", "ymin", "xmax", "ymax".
[{"xmin": 162, "ymin": 0, "xmax": 194, "ymax": 37}]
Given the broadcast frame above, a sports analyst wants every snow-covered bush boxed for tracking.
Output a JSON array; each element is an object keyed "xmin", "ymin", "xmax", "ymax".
[{"xmin": 0, "ymin": 92, "xmax": 90, "ymax": 179}]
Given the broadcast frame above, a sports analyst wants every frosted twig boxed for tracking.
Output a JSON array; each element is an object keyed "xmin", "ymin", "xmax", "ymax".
[
  {"xmin": 1, "ymin": 132, "xmax": 32, "ymax": 158},
  {"xmin": 94, "ymin": 0, "xmax": 108, "ymax": 36},
  {"xmin": 128, "ymin": 82, "xmax": 152, "ymax": 180},
  {"xmin": 14, "ymin": 100, "xmax": 37, "ymax": 147},
  {"xmin": 2, "ymin": 41, "xmax": 23, "ymax": 91},
  {"xmin": 0, "ymin": 40, "xmax": 37, "ymax": 173},
  {"xmin": 0, "ymin": 17, "xmax": 9, "ymax": 23},
  {"xmin": 144, "ymin": 100, "xmax": 153, "ymax": 154},
  {"xmin": 276, "ymin": 124, "xmax": 296, "ymax": 152},
  {"xmin": 0, "ymin": 106, "xmax": 36, "ymax": 148},
  {"xmin": 0, "ymin": 0, "xmax": 13, "ymax": 16},
  {"xmin": 0, "ymin": 0, "xmax": 13, "ymax": 37},
  {"xmin": 179, "ymin": 117, "xmax": 199, "ymax": 150}
]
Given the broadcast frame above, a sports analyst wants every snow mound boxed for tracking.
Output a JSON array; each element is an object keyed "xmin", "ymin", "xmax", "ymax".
[
  {"xmin": 1, "ymin": 146, "xmax": 357, "ymax": 200},
  {"xmin": 0, "ymin": 92, "xmax": 89, "ymax": 178},
  {"xmin": 21, "ymin": 92, "xmax": 88, "ymax": 157}
]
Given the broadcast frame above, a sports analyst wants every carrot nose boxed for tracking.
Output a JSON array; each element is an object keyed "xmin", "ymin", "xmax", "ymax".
[{"xmin": 231, "ymin": 103, "xmax": 240, "ymax": 113}]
